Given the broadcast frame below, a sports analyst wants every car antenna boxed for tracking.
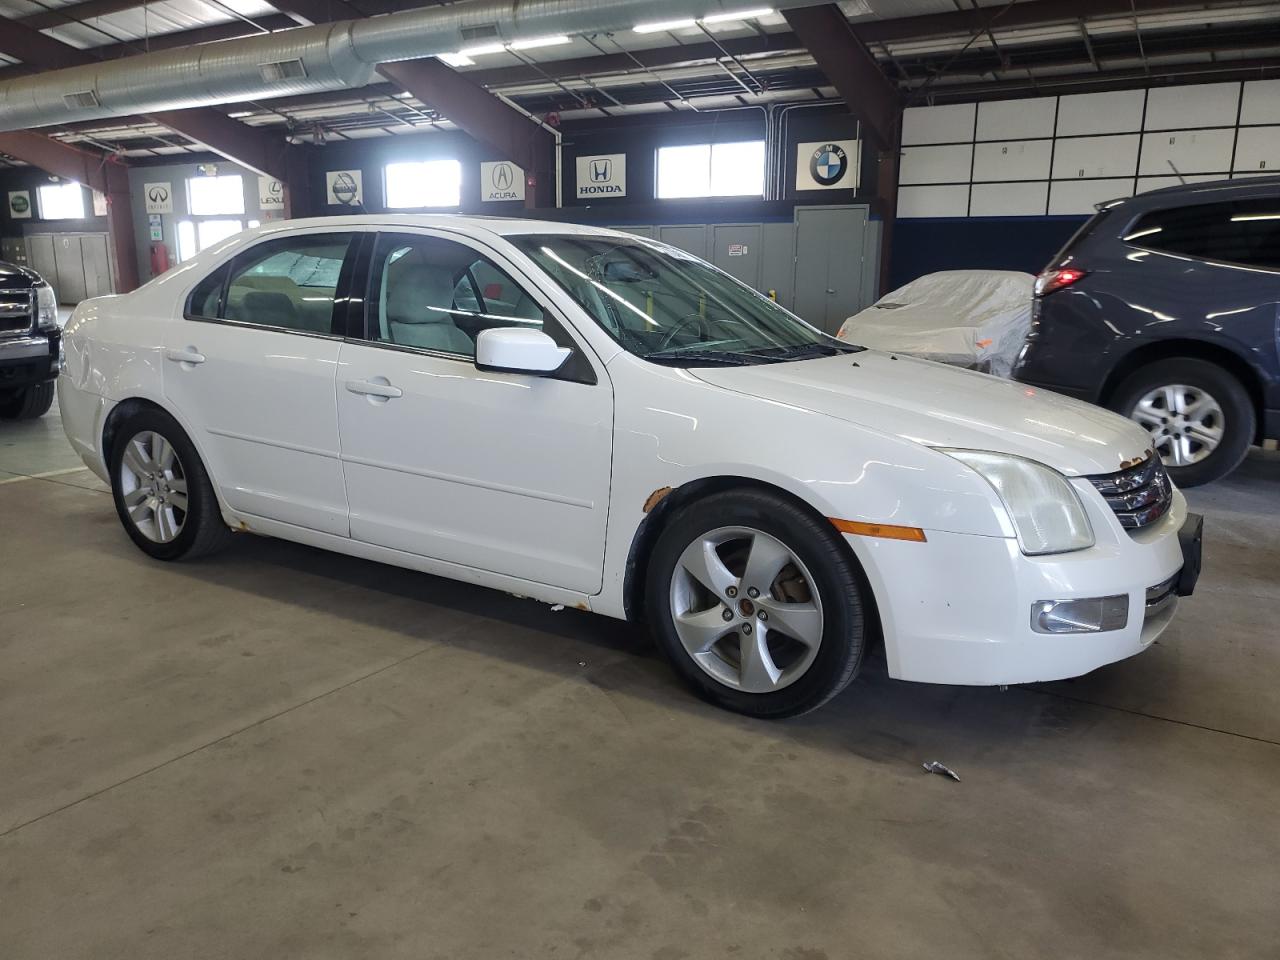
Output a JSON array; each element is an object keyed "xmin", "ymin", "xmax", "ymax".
[{"xmin": 1166, "ymin": 160, "xmax": 1187, "ymax": 185}]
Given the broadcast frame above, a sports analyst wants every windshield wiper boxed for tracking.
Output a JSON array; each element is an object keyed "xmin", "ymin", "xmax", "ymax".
[
  {"xmin": 750, "ymin": 342, "xmax": 865, "ymax": 360},
  {"xmin": 644, "ymin": 349, "xmax": 784, "ymax": 366}
]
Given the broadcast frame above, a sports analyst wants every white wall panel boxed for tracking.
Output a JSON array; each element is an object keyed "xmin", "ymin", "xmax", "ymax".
[
  {"xmin": 899, "ymin": 143, "xmax": 973, "ymax": 185},
  {"xmin": 1233, "ymin": 126, "xmax": 1280, "ymax": 174},
  {"xmin": 1051, "ymin": 134, "xmax": 1140, "ymax": 180},
  {"xmin": 1048, "ymin": 179, "xmax": 1133, "ymax": 215},
  {"xmin": 1144, "ymin": 82, "xmax": 1240, "ymax": 131},
  {"xmin": 969, "ymin": 182, "xmax": 1048, "ymax": 216},
  {"xmin": 1241, "ymin": 79, "xmax": 1280, "ymax": 126},
  {"xmin": 1136, "ymin": 175, "xmax": 1221, "ymax": 195},
  {"xmin": 1138, "ymin": 128, "xmax": 1235, "ymax": 175},
  {"xmin": 902, "ymin": 103, "xmax": 976, "ymax": 145},
  {"xmin": 898, "ymin": 184, "xmax": 970, "ymax": 218},
  {"xmin": 976, "ymin": 97, "xmax": 1056, "ymax": 141},
  {"xmin": 1056, "ymin": 90, "xmax": 1145, "ymax": 137},
  {"xmin": 971, "ymin": 140, "xmax": 1052, "ymax": 182}
]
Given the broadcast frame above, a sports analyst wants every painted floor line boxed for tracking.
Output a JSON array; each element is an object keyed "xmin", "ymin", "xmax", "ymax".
[{"xmin": 0, "ymin": 466, "xmax": 91, "ymax": 485}]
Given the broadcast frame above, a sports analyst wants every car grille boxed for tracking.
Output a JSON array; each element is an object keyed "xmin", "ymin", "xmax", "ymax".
[
  {"xmin": 1085, "ymin": 454, "xmax": 1173, "ymax": 530},
  {"xmin": 0, "ymin": 288, "xmax": 34, "ymax": 337}
]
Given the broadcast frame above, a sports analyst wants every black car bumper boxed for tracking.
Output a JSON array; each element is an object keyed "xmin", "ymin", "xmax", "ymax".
[
  {"xmin": 1177, "ymin": 513, "xmax": 1203, "ymax": 597},
  {"xmin": 0, "ymin": 332, "xmax": 58, "ymax": 390}
]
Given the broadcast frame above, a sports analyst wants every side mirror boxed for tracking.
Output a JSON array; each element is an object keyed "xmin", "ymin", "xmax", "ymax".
[{"xmin": 475, "ymin": 327, "xmax": 572, "ymax": 375}]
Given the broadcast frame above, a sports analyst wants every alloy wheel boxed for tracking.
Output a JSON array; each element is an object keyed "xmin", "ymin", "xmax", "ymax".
[
  {"xmin": 669, "ymin": 526, "xmax": 824, "ymax": 694},
  {"xmin": 118, "ymin": 430, "xmax": 189, "ymax": 543},
  {"xmin": 1130, "ymin": 383, "xmax": 1224, "ymax": 467}
]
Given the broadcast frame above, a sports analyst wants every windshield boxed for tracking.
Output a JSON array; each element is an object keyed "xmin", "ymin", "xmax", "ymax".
[{"xmin": 511, "ymin": 234, "xmax": 859, "ymax": 365}]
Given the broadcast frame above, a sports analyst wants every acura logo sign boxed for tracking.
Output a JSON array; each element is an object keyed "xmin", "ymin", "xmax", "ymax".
[{"xmin": 491, "ymin": 162, "xmax": 514, "ymax": 191}]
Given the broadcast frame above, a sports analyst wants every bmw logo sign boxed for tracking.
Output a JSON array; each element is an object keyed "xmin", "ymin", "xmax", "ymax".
[{"xmin": 810, "ymin": 143, "xmax": 847, "ymax": 186}]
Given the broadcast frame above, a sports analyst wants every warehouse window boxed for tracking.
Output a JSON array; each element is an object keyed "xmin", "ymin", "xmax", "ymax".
[
  {"xmin": 176, "ymin": 218, "xmax": 245, "ymax": 262},
  {"xmin": 37, "ymin": 182, "xmax": 86, "ymax": 220},
  {"xmin": 655, "ymin": 141, "xmax": 765, "ymax": 199},
  {"xmin": 187, "ymin": 174, "xmax": 245, "ymax": 216},
  {"xmin": 384, "ymin": 159, "xmax": 462, "ymax": 209}
]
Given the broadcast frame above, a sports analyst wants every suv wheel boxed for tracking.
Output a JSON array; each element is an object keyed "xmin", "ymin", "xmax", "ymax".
[
  {"xmin": 0, "ymin": 382, "xmax": 55, "ymax": 420},
  {"xmin": 108, "ymin": 407, "xmax": 233, "ymax": 560},
  {"xmin": 645, "ymin": 489, "xmax": 866, "ymax": 718},
  {"xmin": 1111, "ymin": 358, "xmax": 1254, "ymax": 487}
]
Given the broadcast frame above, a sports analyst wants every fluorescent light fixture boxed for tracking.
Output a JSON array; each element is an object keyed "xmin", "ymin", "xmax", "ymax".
[
  {"xmin": 508, "ymin": 34, "xmax": 570, "ymax": 50},
  {"xmin": 700, "ymin": 7, "xmax": 774, "ymax": 24},
  {"xmin": 438, "ymin": 52, "xmax": 475, "ymax": 67},
  {"xmin": 633, "ymin": 17, "xmax": 697, "ymax": 33},
  {"xmin": 1231, "ymin": 213, "xmax": 1280, "ymax": 221},
  {"xmin": 458, "ymin": 42, "xmax": 506, "ymax": 56}
]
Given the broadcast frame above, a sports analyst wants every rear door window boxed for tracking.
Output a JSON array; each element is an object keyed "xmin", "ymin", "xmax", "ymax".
[{"xmin": 1123, "ymin": 198, "xmax": 1280, "ymax": 270}]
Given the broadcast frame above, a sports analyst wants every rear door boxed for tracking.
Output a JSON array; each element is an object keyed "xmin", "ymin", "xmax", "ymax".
[{"xmin": 162, "ymin": 228, "xmax": 358, "ymax": 536}]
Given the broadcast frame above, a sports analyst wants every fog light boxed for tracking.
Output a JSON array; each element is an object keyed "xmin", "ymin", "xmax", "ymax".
[{"xmin": 1031, "ymin": 596, "xmax": 1128, "ymax": 634}]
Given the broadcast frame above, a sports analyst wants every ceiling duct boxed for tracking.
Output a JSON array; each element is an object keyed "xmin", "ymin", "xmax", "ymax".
[{"xmin": 0, "ymin": 0, "xmax": 829, "ymax": 131}]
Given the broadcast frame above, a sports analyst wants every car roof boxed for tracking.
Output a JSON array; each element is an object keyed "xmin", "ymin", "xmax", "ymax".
[
  {"xmin": 1103, "ymin": 174, "xmax": 1280, "ymax": 212},
  {"xmin": 246, "ymin": 214, "xmax": 631, "ymax": 242}
]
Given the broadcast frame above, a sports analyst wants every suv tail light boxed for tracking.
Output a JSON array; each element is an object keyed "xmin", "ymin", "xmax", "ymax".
[{"xmin": 1034, "ymin": 266, "xmax": 1087, "ymax": 297}]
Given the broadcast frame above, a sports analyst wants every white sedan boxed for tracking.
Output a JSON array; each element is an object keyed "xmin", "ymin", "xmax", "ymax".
[{"xmin": 58, "ymin": 216, "xmax": 1202, "ymax": 718}]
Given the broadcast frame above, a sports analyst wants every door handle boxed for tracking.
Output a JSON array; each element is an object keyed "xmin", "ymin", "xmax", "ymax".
[
  {"xmin": 165, "ymin": 347, "xmax": 205, "ymax": 364},
  {"xmin": 345, "ymin": 378, "xmax": 403, "ymax": 399}
]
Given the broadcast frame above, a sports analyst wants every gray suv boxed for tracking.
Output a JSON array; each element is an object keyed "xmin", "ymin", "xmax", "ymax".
[{"xmin": 1014, "ymin": 176, "xmax": 1280, "ymax": 486}]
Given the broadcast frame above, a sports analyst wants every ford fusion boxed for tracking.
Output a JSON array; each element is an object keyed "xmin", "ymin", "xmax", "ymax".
[{"xmin": 58, "ymin": 217, "xmax": 1202, "ymax": 717}]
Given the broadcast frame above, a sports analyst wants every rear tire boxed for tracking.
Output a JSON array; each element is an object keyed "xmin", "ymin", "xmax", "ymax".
[
  {"xmin": 107, "ymin": 407, "xmax": 233, "ymax": 561},
  {"xmin": 1110, "ymin": 358, "xmax": 1254, "ymax": 487},
  {"xmin": 0, "ymin": 381, "xmax": 55, "ymax": 420},
  {"xmin": 645, "ymin": 489, "xmax": 866, "ymax": 719}
]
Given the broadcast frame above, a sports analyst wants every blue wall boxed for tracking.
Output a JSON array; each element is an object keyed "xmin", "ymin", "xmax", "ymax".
[{"xmin": 888, "ymin": 215, "xmax": 1087, "ymax": 290}]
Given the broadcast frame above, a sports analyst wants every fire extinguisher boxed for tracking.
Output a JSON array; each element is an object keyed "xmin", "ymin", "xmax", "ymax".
[{"xmin": 150, "ymin": 242, "xmax": 171, "ymax": 276}]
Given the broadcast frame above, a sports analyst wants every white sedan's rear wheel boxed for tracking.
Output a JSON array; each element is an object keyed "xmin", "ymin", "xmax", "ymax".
[
  {"xmin": 108, "ymin": 407, "xmax": 232, "ymax": 561},
  {"xmin": 647, "ymin": 489, "xmax": 866, "ymax": 718}
]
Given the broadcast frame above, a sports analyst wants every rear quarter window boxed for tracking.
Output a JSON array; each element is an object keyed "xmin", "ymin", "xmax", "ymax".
[{"xmin": 1123, "ymin": 197, "xmax": 1280, "ymax": 270}]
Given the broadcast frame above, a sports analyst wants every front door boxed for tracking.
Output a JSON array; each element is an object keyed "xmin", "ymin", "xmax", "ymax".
[
  {"xmin": 162, "ymin": 229, "xmax": 355, "ymax": 536},
  {"xmin": 336, "ymin": 230, "xmax": 613, "ymax": 594}
]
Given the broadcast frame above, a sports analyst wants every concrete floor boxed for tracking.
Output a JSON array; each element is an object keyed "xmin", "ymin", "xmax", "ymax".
[{"xmin": 3, "ymin": 404, "xmax": 1279, "ymax": 960}]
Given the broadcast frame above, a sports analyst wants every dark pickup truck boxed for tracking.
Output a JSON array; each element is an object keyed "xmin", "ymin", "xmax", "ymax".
[{"xmin": 0, "ymin": 259, "xmax": 60, "ymax": 420}]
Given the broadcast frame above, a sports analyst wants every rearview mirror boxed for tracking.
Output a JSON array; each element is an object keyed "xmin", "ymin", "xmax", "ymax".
[{"xmin": 475, "ymin": 327, "xmax": 572, "ymax": 375}]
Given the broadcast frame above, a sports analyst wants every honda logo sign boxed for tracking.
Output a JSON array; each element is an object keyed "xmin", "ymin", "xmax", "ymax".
[{"xmin": 576, "ymin": 153, "xmax": 626, "ymax": 198}]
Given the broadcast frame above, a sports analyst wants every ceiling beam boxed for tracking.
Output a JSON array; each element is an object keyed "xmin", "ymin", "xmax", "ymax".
[
  {"xmin": 855, "ymin": 0, "xmax": 1244, "ymax": 44},
  {"xmin": 18, "ymin": 0, "xmax": 146, "ymax": 31},
  {"xmin": 0, "ymin": 131, "xmax": 139, "ymax": 291},
  {"xmin": 0, "ymin": 13, "xmax": 293, "ymax": 182},
  {"xmin": 783, "ymin": 5, "xmax": 899, "ymax": 150}
]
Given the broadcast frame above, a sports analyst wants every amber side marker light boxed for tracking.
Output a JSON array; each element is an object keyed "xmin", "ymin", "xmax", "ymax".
[{"xmin": 828, "ymin": 518, "xmax": 927, "ymax": 542}]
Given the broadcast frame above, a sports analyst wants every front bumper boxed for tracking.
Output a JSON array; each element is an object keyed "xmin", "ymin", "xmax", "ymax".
[
  {"xmin": 847, "ymin": 489, "xmax": 1196, "ymax": 686},
  {"xmin": 0, "ymin": 333, "xmax": 58, "ymax": 390}
]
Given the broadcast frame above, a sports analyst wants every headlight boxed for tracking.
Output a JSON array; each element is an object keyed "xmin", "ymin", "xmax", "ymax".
[
  {"xmin": 35, "ymin": 284, "xmax": 58, "ymax": 331},
  {"xmin": 944, "ymin": 450, "xmax": 1094, "ymax": 555}
]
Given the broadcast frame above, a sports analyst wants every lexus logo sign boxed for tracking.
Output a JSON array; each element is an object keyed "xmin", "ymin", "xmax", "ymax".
[{"xmin": 480, "ymin": 161, "xmax": 524, "ymax": 202}]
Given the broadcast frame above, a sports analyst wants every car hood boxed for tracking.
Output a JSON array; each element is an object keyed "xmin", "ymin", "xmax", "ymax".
[{"xmin": 690, "ymin": 351, "xmax": 1151, "ymax": 476}]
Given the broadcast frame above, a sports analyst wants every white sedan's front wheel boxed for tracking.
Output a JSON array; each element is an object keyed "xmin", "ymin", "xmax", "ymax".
[{"xmin": 646, "ymin": 489, "xmax": 867, "ymax": 718}]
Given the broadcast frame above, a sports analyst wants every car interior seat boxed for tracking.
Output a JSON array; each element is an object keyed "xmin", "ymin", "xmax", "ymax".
[{"xmin": 384, "ymin": 249, "xmax": 475, "ymax": 354}]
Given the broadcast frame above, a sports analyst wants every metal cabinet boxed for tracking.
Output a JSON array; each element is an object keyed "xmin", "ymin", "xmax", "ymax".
[{"xmin": 22, "ymin": 232, "xmax": 115, "ymax": 303}]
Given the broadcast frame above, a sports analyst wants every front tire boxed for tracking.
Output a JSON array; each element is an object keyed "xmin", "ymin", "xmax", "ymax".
[
  {"xmin": 108, "ymin": 407, "xmax": 232, "ymax": 560},
  {"xmin": 1110, "ymin": 358, "xmax": 1254, "ymax": 487},
  {"xmin": 645, "ymin": 489, "xmax": 866, "ymax": 718},
  {"xmin": 0, "ymin": 381, "xmax": 55, "ymax": 420}
]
